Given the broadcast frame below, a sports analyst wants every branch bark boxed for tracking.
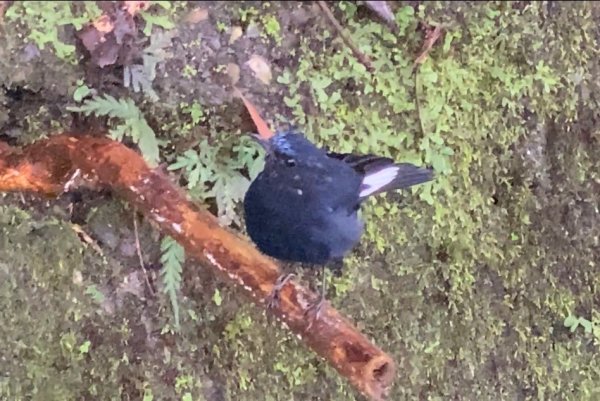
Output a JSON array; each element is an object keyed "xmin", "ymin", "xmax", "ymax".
[{"xmin": 0, "ymin": 134, "xmax": 396, "ymax": 401}]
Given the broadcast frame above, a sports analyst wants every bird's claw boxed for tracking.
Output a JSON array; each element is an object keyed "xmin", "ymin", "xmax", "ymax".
[
  {"xmin": 265, "ymin": 290, "xmax": 281, "ymax": 310},
  {"xmin": 265, "ymin": 273, "xmax": 296, "ymax": 310},
  {"xmin": 305, "ymin": 297, "xmax": 327, "ymax": 330}
]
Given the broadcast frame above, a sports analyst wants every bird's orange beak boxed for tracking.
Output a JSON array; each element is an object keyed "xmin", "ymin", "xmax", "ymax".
[{"xmin": 233, "ymin": 87, "xmax": 275, "ymax": 140}]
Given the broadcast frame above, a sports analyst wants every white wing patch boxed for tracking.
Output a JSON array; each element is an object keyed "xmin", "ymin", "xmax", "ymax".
[{"xmin": 359, "ymin": 166, "xmax": 399, "ymax": 197}]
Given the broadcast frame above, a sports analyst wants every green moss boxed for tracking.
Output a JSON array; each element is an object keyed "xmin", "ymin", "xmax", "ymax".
[
  {"xmin": 261, "ymin": 14, "xmax": 282, "ymax": 45},
  {"xmin": 0, "ymin": 206, "xmax": 122, "ymax": 399},
  {"xmin": 0, "ymin": 202, "xmax": 227, "ymax": 400},
  {"xmin": 267, "ymin": 1, "xmax": 600, "ymax": 399}
]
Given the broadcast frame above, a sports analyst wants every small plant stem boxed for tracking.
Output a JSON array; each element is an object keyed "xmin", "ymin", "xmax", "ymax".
[
  {"xmin": 317, "ymin": 1, "xmax": 375, "ymax": 73},
  {"xmin": 133, "ymin": 208, "xmax": 155, "ymax": 295}
]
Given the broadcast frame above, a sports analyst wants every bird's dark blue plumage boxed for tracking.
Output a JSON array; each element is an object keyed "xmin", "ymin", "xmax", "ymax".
[
  {"xmin": 243, "ymin": 130, "xmax": 434, "ymax": 266},
  {"xmin": 235, "ymin": 87, "xmax": 434, "ymax": 319}
]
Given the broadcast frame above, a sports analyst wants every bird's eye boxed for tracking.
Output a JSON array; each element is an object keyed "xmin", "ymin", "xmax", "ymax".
[{"xmin": 285, "ymin": 159, "xmax": 296, "ymax": 167}]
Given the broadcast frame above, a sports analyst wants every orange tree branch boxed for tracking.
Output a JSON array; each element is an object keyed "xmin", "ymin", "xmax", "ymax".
[{"xmin": 0, "ymin": 133, "xmax": 396, "ymax": 400}]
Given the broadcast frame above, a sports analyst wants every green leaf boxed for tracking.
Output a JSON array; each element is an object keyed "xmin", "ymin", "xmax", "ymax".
[
  {"xmin": 213, "ymin": 173, "xmax": 251, "ymax": 226},
  {"xmin": 67, "ymin": 94, "xmax": 138, "ymax": 119},
  {"xmin": 188, "ymin": 163, "xmax": 201, "ymax": 189},
  {"xmin": 73, "ymin": 84, "xmax": 92, "ymax": 102},
  {"xmin": 563, "ymin": 315, "xmax": 578, "ymax": 330},
  {"xmin": 395, "ymin": 6, "xmax": 415, "ymax": 34},
  {"xmin": 430, "ymin": 152, "xmax": 450, "ymax": 175},
  {"xmin": 139, "ymin": 11, "xmax": 176, "ymax": 36},
  {"xmin": 580, "ymin": 319, "xmax": 593, "ymax": 334},
  {"xmin": 419, "ymin": 184, "xmax": 434, "ymax": 206},
  {"xmin": 109, "ymin": 125, "xmax": 127, "ymax": 142},
  {"xmin": 143, "ymin": 388, "xmax": 154, "ymax": 401},
  {"xmin": 188, "ymin": 102, "xmax": 204, "ymax": 124},
  {"xmin": 136, "ymin": 120, "xmax": 160, "ymax": 166},
  {"xmin": 277, "ymin": 70, "xmax": 291, "ymax": 85},
  {"xmin": 168, "ymin": 150, "xmax": 198, "ymax": 170},
  {"xmin": 212, "ymin": 288, "xmax": 222, "ymax": 306},
  {"xmin": 419, "ymin": 68, "xmax": 438, "ymax": 86},
  {"xmin": 85, "ymin": 285, "xmax": 105, "ymax": 303},
  {"xmin": 329, "ymin": 91, "xmax": 342, "ymax": 105},
  {"xmin": 78, "ymin": 340, "xmax": 91, "ymax": 354},
  {"xmin": 152, "ymin": 1, "xmax": 172, "ymax": 9},
  {"xmin": 442, "ymin": 32, "xmax": 454, "ymax": 53},
  {"xmin": 311, "ymin": 76, "xmax": 333, "ymax": 90}
]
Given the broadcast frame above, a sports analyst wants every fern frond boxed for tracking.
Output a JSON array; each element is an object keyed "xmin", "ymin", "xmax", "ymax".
[
  {"xmin": 67, "ymin": 94, "xmax": 160, "ymax": 166},
  {"xmin": 67, "ymin": 94, "xmax": 139, "ymax": 120},
  {"xmin": 160, "ymin": 236, "xmax": 185, "ymax": 330}
]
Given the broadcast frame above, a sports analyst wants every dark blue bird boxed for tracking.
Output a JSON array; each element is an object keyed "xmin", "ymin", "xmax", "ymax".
[{"xmin": 236, "ymin": 89, "xmax": 434, "ymax": 321}]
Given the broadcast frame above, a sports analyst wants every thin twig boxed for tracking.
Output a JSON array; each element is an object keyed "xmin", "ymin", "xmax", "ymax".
[
  {"xmin": 413, "ymin": 25, "xmax": 443, "ymax": 69},
  {"xmin": 133, "ymin": 208, "xmax": 155, "ymax": 295},
  {"xmin": 413, "ymin": 25, "xmax": 443, "ymax": 138},
  {"xmin": 414, "ymin": 69, "xmax": 427, "ymax": 139},
  {"xmin": 318, "ymin": 1, "xmax": 375, "ymax": 73},
  {"xmin": 71, "ymin": 223, "xmax": 105, "ymax": 255}
]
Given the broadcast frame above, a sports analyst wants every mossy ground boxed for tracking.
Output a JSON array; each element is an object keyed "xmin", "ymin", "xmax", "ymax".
[{"xmin": 1, "ymin": 1, "xmax": 599, "ymax": 400}]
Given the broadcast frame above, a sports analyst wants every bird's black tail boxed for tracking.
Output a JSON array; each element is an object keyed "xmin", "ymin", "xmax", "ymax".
[
  {"xmin": 326, "ymin": 151, "xmax": 434, "ymax": 200},
  {"xmin": 357, "ymin": 161, "xmax": 434, "ymax": 200}
]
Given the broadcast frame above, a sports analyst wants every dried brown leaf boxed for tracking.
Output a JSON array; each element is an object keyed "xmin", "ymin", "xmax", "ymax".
[
  {"xmin": 93, "ymin": 14, "xmax": 114, "ymax": 33},
  {"xmin": 77, "ymin": 8, "xmax": 136, "ymax": 68},
  {"xmin": 184, "ymin": 7, "xmax": 209, "ymax": 24},
  {"xmin": 227, "ymin": 63, "xmax": 240, "ymax": 85},
  {"xmin": 124, "ymin": 0, "xmax": 150, "ymax": 16},
  {"xmin": 113, "ymin": 9, "xmax": 136, "ymax": 44},
  {"xmin": 92, "ymin": 38, "xmax": 121, "ymax": 68},
  {"xmin": 229, "ymin": 26, "xmax": 243, "ymax": 44},
  {"xmin": 77, "ymin": 24, "xmax": 120, "ymax": 68},
  {"xmin": 78, "ymin": 25, "xmax": 104, "ymax": 53},
  {"xmin": 245, "ymin": 54, "xmax": 272, "ymax": 85}
]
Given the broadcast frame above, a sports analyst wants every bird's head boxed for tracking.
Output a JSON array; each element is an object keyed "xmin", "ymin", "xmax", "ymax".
[
  {"xmin": 253, "ymin": 130, "xmax": 323, "ymax": 165},
  {"xmin": 234, "ymin": 88, "xmax": 322, "ymax": 165}
]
